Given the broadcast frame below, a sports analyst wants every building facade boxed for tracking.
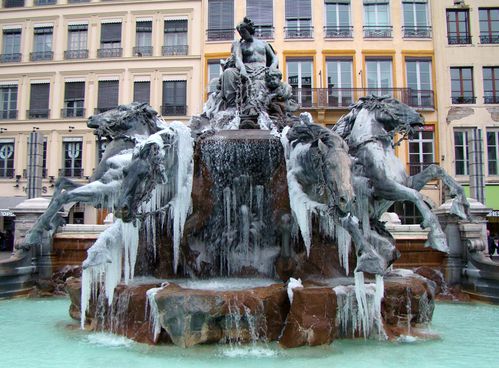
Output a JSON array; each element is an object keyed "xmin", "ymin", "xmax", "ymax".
[{"xmin": 0, "ymin": 0, "xmax": 203, "ymax": 228}]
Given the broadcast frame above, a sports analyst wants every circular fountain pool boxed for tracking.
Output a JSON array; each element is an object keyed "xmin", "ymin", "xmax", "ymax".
[{"xmin": 0, "ymin": 298, "xmax": 497, "ymax": 368}]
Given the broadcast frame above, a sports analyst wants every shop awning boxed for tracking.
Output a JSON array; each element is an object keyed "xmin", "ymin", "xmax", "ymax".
[{"xmin": 0, "ymin": 196, "xmax": 26, "ymax": 216}]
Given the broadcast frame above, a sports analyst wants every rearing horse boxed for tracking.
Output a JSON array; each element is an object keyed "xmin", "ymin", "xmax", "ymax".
[{"xmin": 333, "ymin": 96, "xmax": 470, "ymax": 252}]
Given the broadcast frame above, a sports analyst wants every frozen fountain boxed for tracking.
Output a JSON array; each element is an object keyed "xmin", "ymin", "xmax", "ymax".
[{"xmin": 20, "ymin": 17, "xmax": 470, "ymax": 349}]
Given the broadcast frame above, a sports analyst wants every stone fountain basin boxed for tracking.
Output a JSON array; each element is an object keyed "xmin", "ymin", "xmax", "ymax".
[{"xmin": 66, "ymin": 273, "xmax": 436, "ymax": 348}]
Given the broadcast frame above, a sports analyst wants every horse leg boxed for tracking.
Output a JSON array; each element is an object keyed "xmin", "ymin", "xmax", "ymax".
[
  {"xmin": 340, "ymin": 214, "xmax": 387, "ymax": 275},
  {"xmin": 373, "ymin": 181, "xmax": 448, "ymax": 252},
  {"xmin": 408, "ymin": 164, "xmax": 470, "ymax": 220}
]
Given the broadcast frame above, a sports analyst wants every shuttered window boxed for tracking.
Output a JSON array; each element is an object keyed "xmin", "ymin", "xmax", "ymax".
[
  {"xmin": 208, "ymin": 0, "xmax": 234, "ymax": 30},
  {"xmin": 285, "ymin": 0, "xmax": 312, "ymax": 21},
  {"xmin": 247, "ymin": 0, "xmax": 273, "ymax": 26},
  {"xmin": 2, "ymin": 29, "xmax": 21, "ymax": 56},
  {"xmin": 64, "ymin": 82, "xmax": 85, "ymax": 117},
  {"xmin": 29, "ymin": 83, "xmax": 50, "ymax": 118},
  {"xmin": 97, "ymin": 81, "xmax": 119, "ymax": 112},
  {"xmin": 33, "ymin": 27, "xmax": 53, "ymax": 53},
  {"xmin": 100, "ymin": 23, "xmax": 122, "ymax": 44},
  {"xmin": 164, "ymin": 20, "xmax": 188, "ymax": 54},
  {"xmin": 133, "ymin": 81, "xmax": 150, "ymax": 104},
  {"xmin": 162, "ymin": 80, "xmax": 186, "ymax": 115},
  {"xmin": 4, "ymin": 0, "xmax": 24, "ymax": 7},
  {"xmin": 136, "ymin": 21, "xmax": 152, "ymax": 47}
]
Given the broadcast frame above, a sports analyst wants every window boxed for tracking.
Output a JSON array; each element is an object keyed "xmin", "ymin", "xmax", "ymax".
[
  {"xmin": 207, "ymin": 60, "xmax": 222, "ymax": 94},
  {"xmin": 0, "ymin": 140, "xmax": 15, "ymax": 178},
  {"xmin": 31, "ymin": 26, "xmax": 53, "ymax": 61},
  {"xmin": 363, "ymin": 0, "xmax": 391, "ymax": 38},
  {"xmin": 484, "ymin": 67, "xmax": 499, "ymax": 104},
  {"xmin": 287, "ymin": 59, "xmax": 313, "ymax": 107},
  {"xmin": 62, "ymin": 139, "xmax": 83, "ymax": 177},
  {"xmin": 1, "ymin": 28, "xmax": 21, "ymax": 63},
  {"xmin": 451, "ymin": 67, "xmax": 475, "ymax": 104},
  {"xmin": 65, "ymin": 24, "xmax": 88, "ymax": 59},
  {"xmin": 3, "ymin": 0, "xmax": 24, "ymax": 7},
  {"xmin": 0, "ymin": 84, "xmax": 17, "ymax": 119},
  {"xmin": 163, "ymin": 20, "xmax": 188, "ymax": 56},
  {"xmin": 34, "ymin": 0, "xmax": 56, "ymax": 5},
  {"xmin": 408, "ymin": 126, "xmax": 435, "ymax": 175},
  {"xmin": 247, "ymin": 0, "xmax": 274, "ymax": 38},
  {"xmin": 402, "ymin": 0, "xmax": 430, "ymax": 38},
  {"xmin": 366, "ymin": 59, "xmax": 392, "ymax": 92},
  {"xmin": 133, "ymin": 81, "xmax": 150, "ymax": 104},
  {"xmin": 207, "ymin": 0, "xmax": 234, "ymax": 41},
  {"xmin": 479, "ymin": 8, "xmax": 499, "ymax": 44},
  {"xmin": 63, "ymin": 81, "xmax": 85, "ymax": 118},
  {"xmin": 388, "ymin": 202, "xmax": 423, "ymax": 225},
  {"xmin": 406, "ymin": 58, "xmax": 433, "ymax": 109},
  {"xmin": 29, "ymin": 82, "xmax": 50, "ymax": 119},
  {"xmin": 98, "ymin": 23, "xmax": 122, "ymax": 58},
  {"xmin": 487, "ymin": 130, "xmax": 499, "ymax": 176},
  {"xmin": 454, "ymin": 129, "xmax": 470, "ymax": 176},
  {"xmin": 326, "ymin": 58, "xmax": 353, "ymax": 107},
  {"xmin": 285, "ymin": 0, "xmax": 313, "ymax": 38},
  {"xmin": 162, "ymin": 80, "xmax": 187, "ymax": 115},
  {"xmin": 96, "ymin": 80, "xmax": 119, "ymax": 113},
  {"xmin": 325, "ymin": 0, "xmax": 352, "ymax": 38},
  {"xmin": 135, "ymin": 20, "xmax": 152, "ymax": 56},
  {"xmin": 447, "ymin": 9, "xmax": 471, "ymax": 45}
]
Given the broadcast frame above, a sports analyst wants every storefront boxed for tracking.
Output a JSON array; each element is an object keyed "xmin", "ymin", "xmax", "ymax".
[{"xmin": 0, "ymin": 196, "xmax": 26, "ymax": 252}]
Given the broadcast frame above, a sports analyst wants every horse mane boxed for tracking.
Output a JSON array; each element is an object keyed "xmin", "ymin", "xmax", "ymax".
[{"xmin": 287, "ymin": 123, "xmax": 347, "ymax": 151}]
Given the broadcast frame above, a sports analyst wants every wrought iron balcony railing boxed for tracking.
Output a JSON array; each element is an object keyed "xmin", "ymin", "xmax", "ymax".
[
  {"xmin": 364, "ymin": 26, "xmax": 393, "ymax": 38},
  {"xmin": 324, "ymin": 26, "xmax": 353, "ymax": 38},
  {"xmin": 27, "ymin": 109, "xmax": 50, "ymax": 119},
  {"xmin": 408, "ymin": 162, "xmax": 437, "ymax": 176},
  {"xmin": 59, "ymin": 168, "xmax": 84, "ymax": 178},
  {"xmin": 64, "ymin": 49, "xmax": 88, "ymax": 59},
  {"xmin": 97, "ymin": 48, "xmax": 122, "ymax": 58},
  {"xmin": 402, "ymin": 26, "xmax": 432, "ymax": 38},
  {"xmin": 284, "ymin": 26, "xmax": 314, "ymax": 39},
  {"xmin": 407, "ymin": 90, "xmax": 435, "ymax": 110},
  {"xmin": 23, "ymin": 168, "xmax": 47, "ymax": 179},
  {"xmin": 448, "ymin": 34, "xmax": 472, "ymax": 45},
  {"xmin": 162, "ymin": 45, "xmax": 188, "ymax": 56},
  {"xmin": 3, "ymin": 0, "xmax": 25, "ymax": 7},
  {"xmin": 206, "ymin": 28, "xmax": 235, "ymax": 41},
  {"xmin": 290, "ymin": 88, "xmax": 413, "ymax": 109},
  {"xmin": 34, "ymin": 0, "xmax": 56, "ymax": 5},
  {"xmin": 68, "ymin": 0, "xmax": 89, "ymax": 3},
  {"xmin": 0, "ymin": 110, "xmax": 17, "ymax": 119},
  {"xmin": 62, "ymin": 107, "xmax": 85, "ymax": 118},
  {"xmin": 30, "ymin": 51, "xmax": 53, "ymax": 61},
  {"xmin": 161, "ymin": 105, "xmax": 187, "ymax": 116},
  {"xmin": 0, "ymin": 168, "xmax": 15, "ymax": 178},
  {"xmin": 484, "ymin": 95, "xmax": 499, "ymax": 104},
  {"xmin": 480, "ymin": 33, "xmax": 499, "ymax": 44},
  {"xmin": 0, "ymin": 53, "xmax": 21, "ymax": 63},
  {"xmin": 452, "ymin": 96, "xmax": 476, "ymax": 104},
  {"xmin": 94, "ymin": 107, "xmax": 115, "ymax": 114},
  {"xmin": 254, "ymin": 26, "xmax": 274, "ymax": 39},
  {"xmin": 134, "ymin": 46, "xmax": 153, "ymax": 56}
]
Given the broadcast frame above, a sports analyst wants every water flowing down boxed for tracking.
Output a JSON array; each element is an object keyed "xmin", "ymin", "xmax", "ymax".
[{"xmin": 146, "ymin": 283, "xmax": 169, "ymax": 342}]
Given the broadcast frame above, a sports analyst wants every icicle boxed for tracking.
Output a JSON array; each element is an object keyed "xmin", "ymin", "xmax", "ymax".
[
  {"xmin": 146, "ymin": 282, "xmax": 169, "ymax": 342},
  {"xmin": 287, "ymin": 277, "xmax": 303, "ymax": 305},
  {"xmin": 374, "ymin": 274, "xmax": 385, "ymax": 337},
  {"xmin": 336, "ymin": 224, "xmax": 352, "ymax": 275},
  {"xmin": 121, "ymin": 221, "xmax": 139, "ymax": 284},
  {"xmin": 354, "ymin": 272, "xmax": 370, "ymax": 338}
]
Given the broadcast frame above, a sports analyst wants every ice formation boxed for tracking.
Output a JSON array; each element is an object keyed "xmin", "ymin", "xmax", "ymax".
[
  {"xmin": 146, "ymin": 282, "xmax": 169, "ymax": 341},
  {"xmin": 287, "ymin": 277, "xmax": 303, "ymax": 304}
]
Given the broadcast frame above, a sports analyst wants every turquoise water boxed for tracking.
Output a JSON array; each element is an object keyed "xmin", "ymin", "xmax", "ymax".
[{"xmin": 0, "ymin": 298, "xmax": 498, "ymax": 368}]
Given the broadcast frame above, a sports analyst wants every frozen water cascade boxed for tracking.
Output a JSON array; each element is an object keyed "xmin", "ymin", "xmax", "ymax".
[
  {"xmin": 146, "ymin": 283, "xmax": 169, "ymax": 342},
  {"xmin": 286, "ymin": 277, "xmax": 303, "ymax": 304},
  {"xmin": 122, "ymin": 221, "xmax": 139, "ymax": 284}
]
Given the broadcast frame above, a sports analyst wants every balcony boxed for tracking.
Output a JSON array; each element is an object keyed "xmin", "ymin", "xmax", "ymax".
[
  {"xmin": 162, "ymin": 45, "xmax": 188, "ymax": 56},
  {"xmin": 64, "ymin": 49, "xmax": 88, "ymax": 60},
  {"xmin": 484, "ymin": 95, "xmax": 499, "ymax": 104},
  {"xmin": 408, "ymin": 162, "xmax": 437, "ymax": 176},
  {"xmin": 254, "ymin": 26, "xmax": 274, "ymax": 39},
  {"xmin": 364, "ymin": 26, "xmax": 393, "ymax": 38},
  {"xmin": 62, "ymin": 107, "xmax": 85, "ymax": 118},
  {"xmin": 0, "ymin": 110, "xmax": 17, "ymax": 120},
  {"xmin": 290, "ymin": 88, "xmax": 413, "ymax": 109},
  {"xmin": 284, "ymin": 26, "xmax": 314, "ymax": 39},
  {"xmin": 0, "ymin": 53, "xmax": 21, "ymax": 63},
  {"xmin": 23, "ymin": 168, "xmax": 47, "ymax": 179},
  {"xmin": 480, "ymin": 33, "xmax": 499, "ymax": 44},
  {"xmin": 27, "ymin": 109, "xmax": 50, "ymax": 119},
  {"xmin": 324, "ymin": 26, "xmax": 353, "ymax": 38},
  {"xmin": 407, "ymin": 90, "xmax": 435, "ymax": 110},
  {"xmin": 0, "ymin": 168, "xmax": 15, "ymax": 179},
  {"xmin": 452, "ymin": 96, "xmax": 476, "ymax": 104},
  {"xmin": 94, "ymin": 107, "xmax": 115, "ymax": 114},
  {"xmin": 30, "ymin": 51, "xmax": 53, "ymax": 61},
  {"xmin": 97, "ymin": 48, "xmax": 122, "ymax": 58},
  {"xmin": 402, "ymin": 26, "xmax": 432, "ymax": 39},
  {"xmin": 206, "ymin": 29, "xmax": 234, "ymax": 41},
  {"xmin": 133, "ymin": 46, "xmax": 153, "ymax": 57},
  {"xmin": 448, "ymin": 34, "xmax": 472, "ymax": 45},
  {"xmin": 162, "ymin": 105, "xmax": 187, "ymax": 116},
  {"xmin": 59, "ymin": 168, "xmax": 84, "ymax": 178},
  {"xmin": 3, "ymin": 0, "xmax": 24, "ymax": 7},
  {"xmin": 68, "ymin": 0, "xmax": 89, "ymax": 2}
]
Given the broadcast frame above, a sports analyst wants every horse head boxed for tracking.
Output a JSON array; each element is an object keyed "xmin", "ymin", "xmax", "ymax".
[
  {"xmin": 87, "ymin": 102, "xmax": 161, "ymax": 141},
  {"xmin": 114, "ymin": 129, "xmax": 177, "ymax": 222}
]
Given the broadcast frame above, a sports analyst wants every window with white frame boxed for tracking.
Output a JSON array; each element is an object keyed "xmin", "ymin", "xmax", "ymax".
[
  {"xmin": 2, "ymin": 28, "xmax": 21, "ymax": 62},
  {"xmin": 408, "ymin": 125, "xmax": 435, "ymax": 175},
  {"xmin": 325, "ymin": 0, "xmax": 352, "ymax": 38},
  {"xmin": 454, "ymin": 129, "xmax": 470, "ymax": 176},
  {"xmin": 0, "ymin": 84, "xmax": 17, "ymax": 119},
  {"xmin": 402, "ymin": 0, "xmax": 430, "ymax": 38},
  {"xmin": 287, "ymin": 59, "xmax": 313, "ymax": 107},
  {"xmin": 207, "ymin": 60, "xmax": 222, "ymax": 93},
  {"xmin": 487, "ymin": 129, "xmax": 499, "ymax": 176},
  {"xmin": 326, "ymin": 58, "xmax": 353, "ymax": 107},
  {"xmin": 406, "ymin": 58, "xmax": 433, "ymax": 108},
  {"xmin": 163, "ymin": 20, "xmax": 188, "ymax": 55},
  {"xmin": 32, "ymin": 26, "xmax": 53, "ymax": 60},
  {"xmin": 62, "ymin": 138, "xmax": 83, "ymax": 177},
  {"xmin": 0, "ymin": 139, "xmax": 15, "ymax": 178},
  {"xmin": 364, "ymin": 0, "xmax": 391, "ymax": 38},
  {"xmin": 135, "ymin": 20, "xmax": 152, "ymax": 56},
  {"xmin": 285, "ymin": 0, "xmax": 313, "ymax": 38},
  {"xmin": 366, "ymin": 58, "xmax": 392, "ymax": 91}
]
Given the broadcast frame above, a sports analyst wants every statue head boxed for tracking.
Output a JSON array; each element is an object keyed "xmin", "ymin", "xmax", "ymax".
[
  {"xmin": 265, "ymin": 68, "xmax": 282, "ymax": 90},
  {"xmin": 236, "ymin": 17, "xmax": 256, "ymax": 38}
]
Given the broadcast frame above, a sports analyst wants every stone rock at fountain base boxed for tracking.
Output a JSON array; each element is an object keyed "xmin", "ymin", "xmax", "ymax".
[
  {"xmin": 280, "ymin": 287, "xmax": 337, "ymax": 348},
  {"xmin": 65, "ymin": 277, "xmax": 82, "ymax": 320}
]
